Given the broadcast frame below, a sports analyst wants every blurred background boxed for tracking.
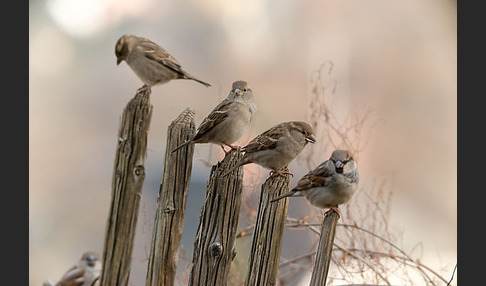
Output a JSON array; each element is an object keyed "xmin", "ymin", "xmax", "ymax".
[{"xmin": 29, "ymin": 0, "xmax": 456, "ymax": 285}]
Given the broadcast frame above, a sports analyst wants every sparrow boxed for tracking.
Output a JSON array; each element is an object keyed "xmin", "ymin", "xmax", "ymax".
[
  {"xmin": 115, "ymin": 34, "xmax": 211, "ymax": 91},
  {"xmin": 54, "ymin": 251, "xmax": 101, "ymax": 286},
  {"xmin": 223, "ymin": 121, "xmax": 316, "ymax": 177},
  {"xmin": 172, "ymin": 80, "xmax": 257, "ymax": 153},
  {"xmin": 270, "ymin": 149, "xmax": 359, "ymax": 218}
]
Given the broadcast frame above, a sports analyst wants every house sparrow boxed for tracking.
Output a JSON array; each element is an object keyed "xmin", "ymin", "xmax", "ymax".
[
  {"xmin": 223, "ymin": 121, "xmax": 316, "ymax": 177},
  {"xmin": 172, "ymin": 80, "xmax": 257, "ymax": 153},
  {"xmin": 270, "ymin": 149, "xmax": 359, "ymax": 218},
  {"xmin": 115, "ymin": 34, "xmax": 211, "ymax": 91},
  {"xmin": 54, "ymin": 251, "xmax": 101, "ymax": 286}
]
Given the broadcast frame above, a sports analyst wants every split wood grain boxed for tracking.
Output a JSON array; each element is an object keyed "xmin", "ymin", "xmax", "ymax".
[
  {"xmin": 188, "ymin": 149, "xmax": 244, "ymax": 286},
  {"xmin": 100, "ymin": 89, "xmax": 153, "ymax": 286}
]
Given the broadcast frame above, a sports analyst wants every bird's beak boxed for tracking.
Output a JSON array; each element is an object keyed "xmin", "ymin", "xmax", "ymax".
[
  {"xmin": 306, "ymin": 134, "xmax": 316, "ymax": 143},
  {"xmin": 117, "ymin": 58, "xmax": 122, "ymax": 65},
  {"xmin": 335, "ymin": 161, "xmax": 343, "ymax": 169},
  {"xmin": 234, "ymin": 89, "xmax": 243, "ymax": 96},
  {"xmin": 85, "ymin": 255, "xmax": 97, "ymax": 267},
  {"xmin": 335, "ymin": 161, "xmax": 344, "ymax": 173}
]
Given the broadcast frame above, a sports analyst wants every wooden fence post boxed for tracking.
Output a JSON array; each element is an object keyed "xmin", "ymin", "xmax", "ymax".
[
  {"xmin": 188, "ymin": 149, "xmax": 244, "ymax": 286},
  {"xmin": 244, "ymin": 174, "xmax": 291, "ymax": 286},
  {"xmin": 100, "ymin": 89, "xmax": 153, "ymax": 286},
  {"xmin": 145, "ymin": 108, "xmax": 196, "ymax": 286},
  {"xmin": 309, "ymin": 211, "xmax": 340, "ymax": 286}
]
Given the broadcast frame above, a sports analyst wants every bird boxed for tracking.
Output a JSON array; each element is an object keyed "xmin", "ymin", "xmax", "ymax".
[
  {"xmin": 270, "ymin": 149, "xmax": 359, "ymax": 218},
  {"xmin": 222, "ymin": 121, "xmax": 316, "ymax": 177},
  {"xmin": 115, "ymin": 34, "xmax": 211, "ymax": 91},
  {"xmin": 171, "ymin": 80, "xmax": 257, "ymax": 153},
  {"xmin": 52, "ymin": 251, "xmax": 101, "ymax": 286}
]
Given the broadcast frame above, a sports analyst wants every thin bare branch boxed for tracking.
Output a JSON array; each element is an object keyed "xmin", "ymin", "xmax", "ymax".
[
  {"xmin": 279, "ymin": 251, "xmax": 316, "ymax": 268},
  {"xmin": 333, "ymin": 242, "xmax": 392, "ymax": 285},
  {"xmin": 446, "ymin": 264, "xmax": 457, "ymax": 286}
]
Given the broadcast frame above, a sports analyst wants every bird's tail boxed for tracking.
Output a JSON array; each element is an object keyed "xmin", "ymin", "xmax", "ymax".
[
  {"xmin": 185, "ymin": 75, "xmax": 211, "ymax": 87},
  {"xmin": 171, "ymin": 140, "xmax": 193, "ymax": 153},
  {"xmin": 221, "ymin": 159, "xmax": 246, "ymax": 177},
  {"xmin": 270, "ymin": 190, "xmax": 297, "ymax": 203}
]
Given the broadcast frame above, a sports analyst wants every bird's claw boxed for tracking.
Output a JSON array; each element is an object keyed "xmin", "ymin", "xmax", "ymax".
[
  {"xmin": 324, "ymin": 207, "xmax": 341, "ymax": 219},
  {"xmin": 137, "ymin": 84, "xmax": 152, "ymax": 93},
  {"xmin": 270, "ymin": 169, "xmax": 293, "ymax": 178}
]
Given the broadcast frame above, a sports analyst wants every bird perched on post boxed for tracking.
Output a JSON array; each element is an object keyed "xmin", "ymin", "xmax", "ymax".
[
  {"xmin": 270, "ymin": 149, "xmax": 359, "ymax": 218},
  {"xmin": 49, "ymin": 251, "xmax": 101, "ymax": 286},
  {"xmin": 172, "ymin": 80, "xmax": 257, "ymax": 153},
  {"xmin": 115, "ymin": 34, "xmax": 211, "ymax": 91},
  {"xmin": 223, "ymin": 121, "xmax": 316, "ymax": 177}
]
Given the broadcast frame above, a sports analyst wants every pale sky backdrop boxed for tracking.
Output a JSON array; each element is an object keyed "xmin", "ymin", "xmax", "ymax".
[{"xmin": 30, "ymin": 0, "xmax": 456, "ymax": 285}]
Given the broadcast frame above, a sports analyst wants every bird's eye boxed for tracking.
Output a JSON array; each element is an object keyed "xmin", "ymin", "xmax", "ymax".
[
  {"xmin": 301, "ymin": 130, "xmax": 307, "ymax": 135},
  {"xmin": 243, "ymin": 88, "xmax": 247, "ymax": 92}
]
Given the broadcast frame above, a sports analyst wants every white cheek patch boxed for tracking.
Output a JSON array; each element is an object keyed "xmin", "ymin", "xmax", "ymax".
[{"xmin": 343, "ymin": 161, "xmax": 357, "ymax": 173}]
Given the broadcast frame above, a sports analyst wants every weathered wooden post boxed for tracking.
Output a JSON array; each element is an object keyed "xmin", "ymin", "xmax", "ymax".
[
  {"xmin": 309, "ymin": 210, "xmax": 340, "ymax": 286},
  {"xmin": 188, "ymin": 149, "xmax": 244, "ymax": 286},
  {"xmin": 244, "ymin": 174, "xmax": 291, "ymax": 286},
  {"xmin": 100, "ymin": 89, "xmax": 153, "ymax": 286},
  {"xmin": 146, "ymin": 108, "xmax": 196, "ymax": 286}
]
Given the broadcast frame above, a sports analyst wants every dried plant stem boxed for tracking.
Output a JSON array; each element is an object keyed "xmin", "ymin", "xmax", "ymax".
[
  {"xmin": 279, "ymin": 251, "xmax": 317, "ymax": 268},
  {"xmin": 446, "ymin": 264, "xmax": 457, "ymax": 286}
]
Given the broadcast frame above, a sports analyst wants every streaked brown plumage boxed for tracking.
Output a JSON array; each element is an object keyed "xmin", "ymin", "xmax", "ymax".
[
  {"xmin": 270, "ymin": 149, "xmax": 359, "ymax": 218},
  {"xmin": 172, "ymin": 81, "xmax": 256, "ymax": 153},
  {"xmin": 115, "ymin": 34, "xmax": 211, "ymax": 91},
  {"xmin": 223, "ymin": 121, "xmax": 316, "ymax": 177},
  {"xmin": 53, "ymin": 251, "xmax": 101, "ymax": 286}
]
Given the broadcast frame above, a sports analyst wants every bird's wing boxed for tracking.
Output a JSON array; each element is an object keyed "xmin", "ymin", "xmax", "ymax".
[
  {"xmin": 242, "ymin": 124, "xmax": 285, "ymax": 153},
  {"xmin": 192, "ymin": 99, "xmax": 233, "ymax": 141},
  {"xmin": 139, "ymin": 39, "xmax": 185, "ymax": 74},
  {"xmin": 293, "ymin": 160, "xmax": 335, "ymax": 191}
]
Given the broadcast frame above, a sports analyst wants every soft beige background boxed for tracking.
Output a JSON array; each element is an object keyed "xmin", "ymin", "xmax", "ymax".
[{"xmin": 30, "ymin": 0, "xmax": 456, "ymax": 285}]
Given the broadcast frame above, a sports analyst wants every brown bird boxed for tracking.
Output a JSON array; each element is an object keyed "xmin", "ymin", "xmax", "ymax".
[
  {"xmin": 52, "ymin": 251, "xmax": 101, "ymax": 286},
  {"xmin": 223, "ymin": 121, "xmax": 316, "ymax": 177},
  {"xmin": 270, "ymin": 149, "xmax": 359, "ymax": 218},
  {"xmin": 172, "ymin": 80, "xmax": 257, "ymax": 153},
  {"xmin": 115, "ymin": 34, "xmax": 211, "ymax": 91}
]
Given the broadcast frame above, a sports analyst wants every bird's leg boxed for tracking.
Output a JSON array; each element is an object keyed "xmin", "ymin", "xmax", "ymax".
[
  {"xmin": 224, "ymin": 143, "xmax": 240, "ymax": 150},
  {"xmin": 270, "ymin": 167, "xmax": 293, "ymax": 178},
  {"xmin": 221, "ymin": 143, "xmax": 239, "ymax": 154},
  {"xmin": 324, "ymin": 206, "xmax": 341, "ymax": 219},
  {"xmin": 220, "ymin": 145, "xmax": 229, "ymax": 154},
  {"xmin": 220, "ymin": 144, "xmax": 238, "ymax": 154},
  {"xmin": 137, "ymin": 84, "xmax": 152, "ymax": 93}
]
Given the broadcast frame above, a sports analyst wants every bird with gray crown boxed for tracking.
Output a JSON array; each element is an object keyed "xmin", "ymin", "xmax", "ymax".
[
  {"xmin": 115, "ymin": 34, "xmax": 211, "ymax": 92},
  {"xmin": 223, "ymin": 121, "xmax": 316, "ymax": 177},
  {"xmin": 271, "ymin": 149, "xmax": 359, "ymax": 218},
  {"xmin": 172, "ymin": 80, "xmax": 257, "ymax": 153}
]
